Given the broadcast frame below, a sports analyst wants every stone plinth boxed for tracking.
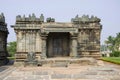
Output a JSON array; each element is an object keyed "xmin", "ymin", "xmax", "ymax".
[{"xmin": 39, "ymin": 57, "xmax": 97, "ymax": 67}]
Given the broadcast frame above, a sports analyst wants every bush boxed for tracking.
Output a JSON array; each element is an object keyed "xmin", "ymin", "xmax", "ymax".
[
  {"xmin": 102, "ymin": 54, "xmax": 106, "ymax": 57},
  {"xmin": 110, "ymin": 51, "xmax": 120, "ymax": 57},
  {"xmin": 7, "ymin": 41, "xmax": 16, "ymax": 57}
]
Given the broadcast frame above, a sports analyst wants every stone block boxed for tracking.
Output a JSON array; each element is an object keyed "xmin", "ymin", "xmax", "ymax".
[{"xmin": 51, "ymin": 74, "xmax": 71, "ymax": 79}]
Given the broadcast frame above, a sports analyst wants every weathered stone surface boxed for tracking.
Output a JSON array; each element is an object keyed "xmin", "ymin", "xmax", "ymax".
[
  {"xmin": 24, "ymin": 52, "xmax": 38, "ymax": 66},
  {"xmin": 34, "ymin": 71, "xmax": 48, "ymax": 75},
  {"xmin": 0, "ymin": 60, "xmax": 120, "ymax": 80},
  {"xmin": 51, "ymin": 62, "xmax": 68, "ymax": 67},
  {"xmin": 0, "ymin": 13, "xmax": 5, "ymax": 23},
  {"xmin": 1, "ymin": 61, "xmax": 120, "ymax": 80},
  {"xmin": 71, "ymin": 14, "xmax": 101, "ymax": 23},
  {"xmin": 71, "ymin": 74, "xmax": 86, "ymax": 79},
  {"xmin": 11, "ymin": 14, "xmax": 102, "ymax": 66},
  {"xmin": 0, "ymin": 13, "xmax": 9, "ymax": 66},
  {"xmin": 40, "ymin": 14, "xmax": 44, "ymax": 22},
  {"xmin": 51, "ymin": 74, "xmax": 71, "ymax": 79}
]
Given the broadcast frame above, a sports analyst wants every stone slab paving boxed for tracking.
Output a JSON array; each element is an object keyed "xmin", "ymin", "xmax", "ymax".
[
  {"xmin": 0, "ymin": 66, "xmax": 16, "ymax": 80},
  {"xmin": 0, "ymin": 66, "xmax": 9, "ymax": 72},
  {"xmin": 1, "ymin": 60, "xmax": 120, "ymax": 80}
]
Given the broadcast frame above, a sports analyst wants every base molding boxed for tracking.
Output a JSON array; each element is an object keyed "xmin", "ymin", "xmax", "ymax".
[{"xmin": 14, "ymin": 57, "xmax": 98, "ymax": 67}]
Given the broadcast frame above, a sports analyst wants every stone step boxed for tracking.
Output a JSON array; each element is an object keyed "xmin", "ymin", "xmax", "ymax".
[
  {"xmin": 80, "ymin": 54, "xmax": 101, "ymax": 57},
  {"xmin": 51, "ymin": 62, "xmax": 68, "ymax": 67},
  {"xmin": 80, "ymin": 55, "xmax": 101, "ymax": 59}
]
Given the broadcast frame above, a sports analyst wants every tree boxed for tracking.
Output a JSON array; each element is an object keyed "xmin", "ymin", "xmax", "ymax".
[
  {"xmin": 114, "ymin": 33, "xmax": 120, "ymax": 51},
  {"xmin": 100, "ymin": 45, "xmax": 107, "ymax": 51},
  {"xmin": 105, "ymin": 32, "xmax": 120, "ymax": 57},
  {"xmin": 7, "ymin": 41, "xmax": 16, "ymax": 57},
  {"xmin": 105, "ymin": 36, "xmax": 115, "ymax": 52}
]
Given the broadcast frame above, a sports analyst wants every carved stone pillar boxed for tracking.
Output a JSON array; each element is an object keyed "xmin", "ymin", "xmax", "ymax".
[
  {"xmin": 41, "ymin": 34, "xmax": 47, "ymax": 59},
  {"xmin": 70, "ymin": 33, "xmax": 78, "ymax": 58}
]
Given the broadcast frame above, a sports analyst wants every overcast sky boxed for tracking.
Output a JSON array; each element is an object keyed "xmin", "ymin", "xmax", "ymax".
[{"xmin": 0, "ymin": 0, "xmax": 120, "ymax": 44}]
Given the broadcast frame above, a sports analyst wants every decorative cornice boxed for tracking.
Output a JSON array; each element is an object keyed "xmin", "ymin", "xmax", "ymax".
[{"xmin": 71, "ymin": 14, "xmax": 101, "ymax": 24}]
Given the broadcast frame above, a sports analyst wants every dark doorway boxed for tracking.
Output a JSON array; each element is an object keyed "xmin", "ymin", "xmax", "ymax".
[
  {"xmin": 47, "ymin": 32, "xmax": 70, "ymax": 57},
  {"xmin": 53, "ymin": 38, "xmax": 62, "ymax": 56}
]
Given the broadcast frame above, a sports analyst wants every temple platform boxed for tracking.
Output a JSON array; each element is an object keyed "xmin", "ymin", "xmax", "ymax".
[{"xmin": 37, "ymin": 57, "xmax": 98, "ymax": 67}]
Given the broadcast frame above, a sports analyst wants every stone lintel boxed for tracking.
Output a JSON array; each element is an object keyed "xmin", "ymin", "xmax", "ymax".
[
  {"xmin": 12, "ymin": 26, "xmax": 41, "ymax": 30},
  {"xmin": 41, "ymin": 26, "xmax": 78, "ymax": 33}
]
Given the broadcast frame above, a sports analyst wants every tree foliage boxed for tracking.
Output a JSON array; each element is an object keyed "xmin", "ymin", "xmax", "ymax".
[
  {"xmin": 7, "ymin": 41, "xmax": 16, "ymax": 57},
  {"xmin": 105, "ymin": 36, "xmax": 115, "ymax": 51},
  {"xmin": 105, "ymin": 32, "xmax": 120, "ymax": 57},
  {"xmin": 100, "ymin": 45, "xmax": 107, "ymax": 51},
  {"xmin": 105, "ymin": 32, "xmax": 120, "ymax": 52}
]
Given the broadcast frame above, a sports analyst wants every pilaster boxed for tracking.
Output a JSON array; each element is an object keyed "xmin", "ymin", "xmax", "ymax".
[
  {"xmin": 41, "ymin": 33, "xmax": 48, "ymax": 59},
  {"xmin": 70, "ymin": 32, "xmax": 78, "ymax": 58}
]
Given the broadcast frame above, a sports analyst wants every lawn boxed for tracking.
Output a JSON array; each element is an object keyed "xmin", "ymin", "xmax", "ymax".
[{"xmin": 101, "ymin": 57, "xmax": 120, "ymax": 65}]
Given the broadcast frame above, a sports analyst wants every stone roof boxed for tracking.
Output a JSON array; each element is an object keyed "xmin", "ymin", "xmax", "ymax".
[
  {"xmin": 16, "ymin": 13, "xmax": 44, "ymax": 22},
  {"xmin": 13, "ymin": 14, "xmax": 101, "ymax": 29},
  {"xmin": 71, "ymin": 15, "xmax": 101, "ymax": 23}
]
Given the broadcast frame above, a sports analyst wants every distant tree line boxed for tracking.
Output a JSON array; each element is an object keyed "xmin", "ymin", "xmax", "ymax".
[{"xmin": 105, "ymin": 32, "xmax": 120, "ymax": 57}]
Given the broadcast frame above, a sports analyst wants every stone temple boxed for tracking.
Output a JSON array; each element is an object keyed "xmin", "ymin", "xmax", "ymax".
[
  {"xmin": 12, "ymin": 14, "xmax": 102, "ymax": 66},
  {"xmin": 0, "ymin": 13, "xmax": 9, "ymax": 65}
]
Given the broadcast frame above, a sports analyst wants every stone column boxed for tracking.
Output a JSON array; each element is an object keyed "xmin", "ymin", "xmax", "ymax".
[
  {"xmin": 41, "ymin": 34, "xmax": 47, "ymax": 59},
  {"xmin": 70, "ymin": 33, "xmax": 78, "ymax": 58},
  {"xmin": 36, "ymin": 31, "xmax": 40, "ymax": 52},
  {"xmin": 15, "ymin": 30, "xmax": 19, "ymax": 52},
  {"xmin": 33, "ymin": 31, "xmax": 36, "ymax": 52}
]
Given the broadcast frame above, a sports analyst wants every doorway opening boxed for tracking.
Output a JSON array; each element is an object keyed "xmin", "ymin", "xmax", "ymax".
[{"xmin": 47, "ymin": 32, "xmax": 70, "ymax": 58}]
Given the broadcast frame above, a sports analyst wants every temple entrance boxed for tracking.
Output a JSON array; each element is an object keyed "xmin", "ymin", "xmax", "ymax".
[
  {"xmin": 53, "ymin": 38, "xmax": 62, "ymax": 57},
  {"xmin": 47, "ymin": 32, "xmax": 70, "ymax": 57}
]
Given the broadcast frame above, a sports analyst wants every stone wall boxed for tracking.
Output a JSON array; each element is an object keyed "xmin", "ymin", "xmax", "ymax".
[
  {"xmin": 16, "ymin": 30, "xmax": 42, "ymax": 52},
  {"xmin": 0, "ymin": 13, "xmax": 9, "ymax": 65},
  {"xmin": 72, "ymin": 15, "xmax": 102, "ymax": 58},
  {"xmin": 12, "ymin": 14, "xmax": 43, "ymax": 63}
]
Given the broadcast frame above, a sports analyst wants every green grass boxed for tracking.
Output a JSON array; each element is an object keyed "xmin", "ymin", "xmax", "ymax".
[
  {"xmin": 101, "ymin": 57, "xmax": 120, "ymax": 65},
  {"xmin": 7, "ymin": 57, "xmax": 15, "ymax": 60}
]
